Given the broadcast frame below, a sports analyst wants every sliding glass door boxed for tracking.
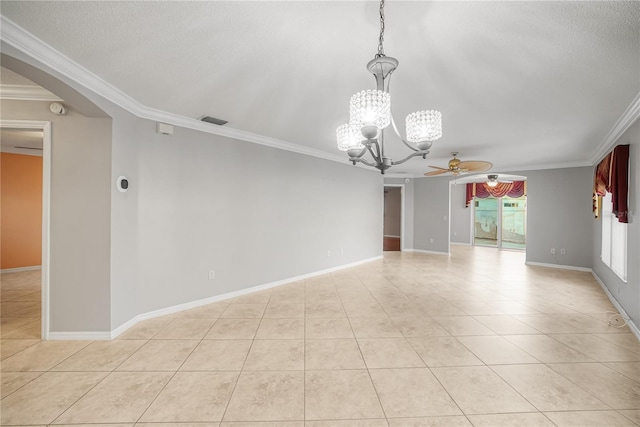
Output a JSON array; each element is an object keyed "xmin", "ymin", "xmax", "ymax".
[
  {"xmin": 474, "ymin": 198, "xmax": 499, "ymax": 247},
  {"xmin": 473, "ymin": 196, "xmax": 526, "ymax": 249},
  {"xmin": 501, "ymin": 196, "xmax": 526, "ymax": 249}
]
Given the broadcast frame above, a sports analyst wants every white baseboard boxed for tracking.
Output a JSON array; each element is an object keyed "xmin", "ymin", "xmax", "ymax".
[
  {"xmin": 591, "ymin": 271, "xmax": 640, "ymax": 340},
  {"xmin": 48, "ymin": 331, "xmax": 111, "ymax": 341},
  {"xmin": 1, "ymin": 265, "xmax": 41, "ymax": 273},
  {"xmin": 109, "ymin": 255, "xmax": 383, "ymax": 340},
  {"xmin": 525, "ymin": 261, "xmax": 592, "ymax": 272},
  {"xmin": 404, "ymin": 248, "xmax": 450, "ymax": 256},
  {"xmin": 451, "ymin": 242, "xmax": 471, "ymax": 246}
]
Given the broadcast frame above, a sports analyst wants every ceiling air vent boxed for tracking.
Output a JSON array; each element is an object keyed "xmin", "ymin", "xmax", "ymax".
[
  {"xmin": 14, "ymin": 146, "xmax": 43, "ymax": 150},
  {"xmin": 199, "ymin": 116, "xmax": 228, "ymax": 126}
]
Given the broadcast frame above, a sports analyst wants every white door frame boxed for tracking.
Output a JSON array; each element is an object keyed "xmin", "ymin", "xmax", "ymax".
[
  {"xmin": 383, "ymin": 184, "xmax": 405, "ymax": 251},
  {"xmin": 1, "ymin": 120, "xmax": 51, "ymax": 340}
]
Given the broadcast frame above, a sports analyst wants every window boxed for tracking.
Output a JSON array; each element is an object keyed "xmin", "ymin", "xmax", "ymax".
[{"xmin": 601, "ymin": 192, "xmax": 627, "ymax": 281}]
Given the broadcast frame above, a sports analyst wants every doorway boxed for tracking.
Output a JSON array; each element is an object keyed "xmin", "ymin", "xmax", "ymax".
[
  {"xmin": 383, "ymin": 186, "xmax": 402, "ymax": 251},
  {"xmin": 0, "ymin": 120, "xmax": 51, "ymax": 340},
  {"xmin": 473, "ymin": 195, "xmax": 526, "ymax": 249}
]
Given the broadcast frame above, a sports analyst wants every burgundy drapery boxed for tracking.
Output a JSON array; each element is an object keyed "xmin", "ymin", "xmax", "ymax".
[
  {"xmin": 594, "ymin": 144, "xmax": 630, "ymax": 223},
  {"xmin": 465, "ymin": 181, "xmax": 526, "ymax": 207}
]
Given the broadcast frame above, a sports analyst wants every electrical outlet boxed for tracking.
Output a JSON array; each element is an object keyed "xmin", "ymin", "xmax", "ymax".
[
  {"xmin": 208, "ymin": 270, "xmax": 215, "ymax": 280},
  {"xmin": 550, "ymin": 248, "xmax": 556, "ymax": 254},
  {"xmin": 340, "ymin": 248, "xmax": 344, "ymax": 255},
  {"xmin": 429, "ymin": 238, "xmax": 434, "ymax": 244},
  {"xmin": 453, "ymin": 231, "xmax": 457, "ymax": 237},
  {"xmin": 560, "ymin": 248, "xmax": 566, "ymax": 255},
  {"xmin": 327, "ymin": 250, "xmax": 331, "ymax": 257}
]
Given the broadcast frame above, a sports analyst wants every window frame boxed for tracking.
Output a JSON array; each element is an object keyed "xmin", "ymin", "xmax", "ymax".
[{"xmin": 601, "ymin": 192, "xmax": 628, "ymax": 282}]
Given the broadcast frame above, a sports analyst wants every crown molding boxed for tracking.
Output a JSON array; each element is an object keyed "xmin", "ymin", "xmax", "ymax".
[
  {"xmin": 590, "ymin": 91, "xmax": 640, "ymax": 165},
  {"xmin": 0, "ymin": 16, "xmax": 350, "ymax": 166},
  {"xmin": 0, "ymin": 83, "xmax": 62, "ymax": 101},
  {"xmin": 492, "ymin": 160, "xmax": 594, "ymax": 173}
]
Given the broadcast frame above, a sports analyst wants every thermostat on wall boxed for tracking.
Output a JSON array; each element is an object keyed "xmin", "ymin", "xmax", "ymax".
[{"xmin": 116, "ymin": 176, "xmax": 129, "ymax": 192}]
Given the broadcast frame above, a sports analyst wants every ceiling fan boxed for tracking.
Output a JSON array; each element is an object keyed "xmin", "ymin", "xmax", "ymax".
[{"xmin": 424, "ymin": 152, "xmax": 492, "ymax": 176}]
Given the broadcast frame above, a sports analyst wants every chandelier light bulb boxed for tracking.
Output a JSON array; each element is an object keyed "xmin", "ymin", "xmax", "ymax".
[
  {"xmin": 349, "ymin": 90, "xmax": 391, "ymax": 130},
  {"xmin": 336, "ymin": 124, "xmax": 364, "ymax": 152},
  {"xmin": 406, "ymin": 110, "xmax": 442, "ymax": 143}
]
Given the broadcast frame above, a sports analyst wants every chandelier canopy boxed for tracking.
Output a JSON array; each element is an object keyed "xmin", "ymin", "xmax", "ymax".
[{"xmin": 336, "ymin": 0, "xmax": 442, "ymax": 174}]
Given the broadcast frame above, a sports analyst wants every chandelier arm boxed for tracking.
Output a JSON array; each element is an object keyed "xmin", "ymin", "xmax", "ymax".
[
  {"xmin": 366, "ymin": 144, "xmax": 381, "ymax": 163},
  {"xmin": 358, "ymin": 158, "xmax": 377, "ymax": 168},
  {"xmin": 373, "ymin": 139, "xmax": 385, "ymax": 161},
  {"xmin": 391, "ymin": 150, "xmax": 430, "ymax": 166},
  {"xmin": 384, "ymin": 71, "xmax": 418, "ymax": 152},
  {"xmin": 390, "ymin": 114, "xmax": 418, "ymax": 152}
]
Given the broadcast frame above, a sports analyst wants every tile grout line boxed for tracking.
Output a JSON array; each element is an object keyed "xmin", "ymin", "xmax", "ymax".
[
  {"xmin": 335, "ymin": 269, "xmax": 390, "ymax": 423},
  {"xmin": 47, "ymin": 340, "xmax": 119, "ymax": 425},
  {"xmin": 218, "ymin": 289, "xmax": 272, "ymax": 423},
  {"xmin": 404, "ymin": 336, "xmax": 468, "ymax": 422},
  {"xmin": 133, "ymin": 311, "xmax": 220, "ymax": 424},
  {"xmin": 0, "ymin": 370, "xmax": 44, "ymax": 401}
]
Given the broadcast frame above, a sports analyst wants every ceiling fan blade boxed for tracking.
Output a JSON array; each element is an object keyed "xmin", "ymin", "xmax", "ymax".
[
  {"xmin": 428, "ymin": 166, "xmax": 451, "ymax": 171},
  {"xmin": 424, "ymin": 169, "xmax": 451, "ymax": 176},
  {"xmin": 457, "ymin": 161, "xmax": 493, "ymax": 172}
]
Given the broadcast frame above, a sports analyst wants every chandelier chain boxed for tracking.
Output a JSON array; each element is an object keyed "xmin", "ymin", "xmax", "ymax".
[{"xmin": 377, "ymin": 0, "xmax": 386, "ymax": 57}]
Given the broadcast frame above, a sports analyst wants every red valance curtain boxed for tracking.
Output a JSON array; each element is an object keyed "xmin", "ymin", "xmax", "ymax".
[
  {"xmin": 593, "ymin": 144, "xmax": 630, "ymax": 223},
  {"xmin": 465, "ymin": 181, "xmax": 526, "ymax": 207}
]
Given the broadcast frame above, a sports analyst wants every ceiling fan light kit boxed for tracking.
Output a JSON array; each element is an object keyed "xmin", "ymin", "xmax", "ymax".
[
  {"xmin": 336, "ymin": 0, "xmax": 442, "ymax": 174},
  {"xmin": 486, "ymin": 174, "xmax": 499, "ymax": 187}
]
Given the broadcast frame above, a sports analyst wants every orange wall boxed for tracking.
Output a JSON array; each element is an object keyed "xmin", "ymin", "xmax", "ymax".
[{"xmin": 1, "ymin": 153, "xmax": 42, "ymax": 269}]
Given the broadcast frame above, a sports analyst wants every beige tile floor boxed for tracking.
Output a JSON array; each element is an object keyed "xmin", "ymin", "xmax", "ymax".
[{"xmin": 1, "ymin": 246, "xmax": 640, "ymax": 426}]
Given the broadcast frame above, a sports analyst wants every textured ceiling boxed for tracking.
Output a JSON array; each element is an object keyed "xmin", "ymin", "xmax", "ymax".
[{"xmin": 1, "ymin": 1, "xmax": 639, "ymax": 175}]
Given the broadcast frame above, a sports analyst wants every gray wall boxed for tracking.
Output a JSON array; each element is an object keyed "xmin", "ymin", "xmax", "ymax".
[
  {"xmin": 521, "ymin": 167, "xmax": 594, "ymax": 268},
  {"xmin": 3, "ymin": 48, "xmax": 384, "ymax": 333},
  {"xmin": 439, "ymin": 167, "xmax": 594, "ymax": 268},
  {"xmin": 413, "ymin": 176, "xmax": 451, "ymax": 253},
  {"xmin": 111, "ymin": 121, "xmax": 383, "ymax": 328},
  {"xmin": 0, "ymin": 99, "xmax": 113, "ymax": 332},
  {"xmin": 450, "ymin": 182, "xmax": 471, "ymax": 244},
  {"xmin": 592, "ymin": 120, "xmax": 639, "ymax": 325},
  {"xmin": 384, "ymin": 187, "xmax": 401, "ymax": 237}
]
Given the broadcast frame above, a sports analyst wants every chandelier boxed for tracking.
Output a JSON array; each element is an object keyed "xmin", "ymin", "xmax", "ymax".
[{"xmin": 336, "ymin": 0, "xmax": 442, "ymax": 174}]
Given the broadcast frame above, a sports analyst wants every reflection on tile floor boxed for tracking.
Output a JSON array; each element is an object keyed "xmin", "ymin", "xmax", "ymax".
[{"xmin": 2, "ymin": 247, "xmax": 640, "ymax": 426}]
